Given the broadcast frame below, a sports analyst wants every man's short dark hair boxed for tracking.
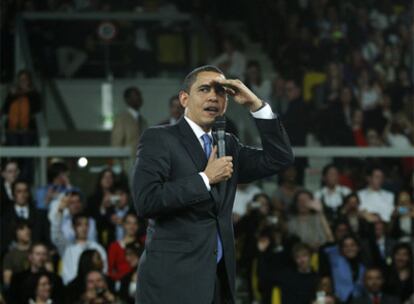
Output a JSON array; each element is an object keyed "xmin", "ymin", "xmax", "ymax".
[
  {"xmin": 47, "ymin": 161, "xmax": 68, "ymax": 183},
  {"xmin": 72, "ymin": 213, "xmax": 89, "ymax": 228},
  {"xmin": 123, "ymin": 86, "xmax": 141, "ymax": 101},
  {"xmin": 292, "ymin": 242, "xmax": 312, "ymax": 257},
  {"xmin": 322, "ymin": 163, "xmax": 339, "ymax": 177},
  {"xmin": 12, "ymin": 179, "xmax": 30, "ymax": 196},
  {"xmin": 181, "ymin": 65, "xmax": 224, "ymax": 92},
  {"xmin": 367, "ymin": 166, "xmax": 384, "ymax": 177}
]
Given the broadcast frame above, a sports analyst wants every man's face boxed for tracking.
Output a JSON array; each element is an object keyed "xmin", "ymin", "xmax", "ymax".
[
  {"xmin": 364, "ymin": 269, "xmax": 383, "ymax": 293},
  {"xmin": 2, "ymin": 162, "xmax": 19, "ymax": 184},
  {"xmin": 86, "ymin": 271, "xmax": 106, "ymax": 291},
  {"xmin": 17, "ymin": 225, "xmax": 31, "ymax": 243},
  {"xmin": 30, "ymin": 245, "xmax": 48, "ymax": 268},
  {"xmin": 341, "ymin": 238, "xmax": 359, "ymax": 258},
  {"xmin": 127, "ymin": 90, "xmax": 143, "ymax": 110},
  {"xmin": 285, "ymin": 81, "xmax": 300, "ymax": 101},
  {"xmin": 14, "ymin": 183, "xmax": 30, "ymax": 206},
  {"xmin": 294, "ymin": 250, "xmax": 311, "ymax": 271},
  {"xmin": 68, "ymin": 194, "xmax": 83, "ymax": 215},
  {"xmin": 325, "ymin": 167, "xmax": 339, "ymax": 187},
  {"xmin": 369, "ymin": 170, "xmax": 384, "ymax": 190},
  {"xmin": 75, "ymin": 218, "xmax": 89, "ymax": 240},
  {"xmin": 179, "ymin": 71, "xmax": 228, "ymax": 131}
]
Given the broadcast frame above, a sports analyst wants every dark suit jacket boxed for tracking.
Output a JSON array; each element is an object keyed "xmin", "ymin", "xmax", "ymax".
[
  {"xmin": 350, "ymin": 291, "xmax": 400, "ymax": 304},
  {"xmin": 132, "ymin": 116, "xmax": 293, "ymax": 304}
]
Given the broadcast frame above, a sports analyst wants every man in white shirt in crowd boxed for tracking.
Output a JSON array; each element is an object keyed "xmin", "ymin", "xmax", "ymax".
[
  {"xmin": 357, "ymin": 167, "xmax": 395, "ymax": 222},
  {"xmin": 60, "ymin": 213, "xmax": 107, "ymax": 285}
]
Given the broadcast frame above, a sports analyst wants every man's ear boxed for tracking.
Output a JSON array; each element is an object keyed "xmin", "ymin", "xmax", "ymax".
[{"xmin": 179, "ymin": 90, "xmax": 189, "ymax": 108}]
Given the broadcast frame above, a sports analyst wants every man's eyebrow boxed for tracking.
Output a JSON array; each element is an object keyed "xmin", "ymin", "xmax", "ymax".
[{"xmin": 197, "ymin": 84, "xmax": 212, "ymax": 89}]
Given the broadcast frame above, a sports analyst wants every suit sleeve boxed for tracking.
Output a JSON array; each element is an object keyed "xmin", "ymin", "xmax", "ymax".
[
  {"xmin": 132, "ymin": 128, "xmax": 211, "ymax": 218},
  {"xmin": 237, "ymin": 117, "xmax": 294, "ymax": 184}
]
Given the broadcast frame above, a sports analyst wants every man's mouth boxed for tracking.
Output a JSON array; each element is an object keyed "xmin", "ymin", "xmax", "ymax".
[{"xmin": 204, "ymin": 106, "xmax": 219, "ymax": 114}]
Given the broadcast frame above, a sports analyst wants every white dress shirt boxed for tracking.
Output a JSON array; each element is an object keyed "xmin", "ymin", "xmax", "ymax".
[
  {"xmin": 184, "ymin": 103, "xmax": 275, "ymax": 191},
  {"xmin": 357, "ymin": 188, "xmax": 395, "ymax": 222},
  {"xmin": 15, "ymin": 205, "xmax": 29, "ymax": 219},
  {"xmin": 314, "ymin": 185, "xmax": 351, "ymax": 210}
]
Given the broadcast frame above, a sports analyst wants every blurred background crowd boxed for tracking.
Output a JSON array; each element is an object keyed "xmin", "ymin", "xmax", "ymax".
[{"xmin": 0, "ymin": 0, "xmax": 413, "ymax": 303}]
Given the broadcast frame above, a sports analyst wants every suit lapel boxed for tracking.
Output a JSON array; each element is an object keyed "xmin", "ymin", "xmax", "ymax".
[{"xmin": 177, "ymin": 119, "xmax": 221, "ymax": 206}]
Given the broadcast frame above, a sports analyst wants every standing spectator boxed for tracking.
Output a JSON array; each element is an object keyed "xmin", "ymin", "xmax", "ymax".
[
  {"xmin": 314, "ymin": 164, "xmax": 351, "ymax": 223},
  {"xmin": 0, "ymin": 70, "xmax": 41, "ymax": 181},
  {"xmin": 2, "ymin": 220, "xmax": 32, "ymax": 288},
  {"xmin": 86, "ymin": 168, "xmax": 115, "ymax": 245},
  {"xmin": 210, "ymin": 36, "xmax": 246, "ymax": 79},
  {"xmin": 119, "ymin": 243, "xmax": 144, "ymax": 304},
  {"xmin": 321, "ymin": 235, "xmax": 366, "ymax": 303},
  {"xmin": 384, "ymin": 243, "xmax": 413, "ymax": 302},
  {"xmin": 288, "ymin": 190, "xmax": 334, "ymax": 250},
  {"xmin": 36, "ymin": 160, "xmax": 73, "ymax": 210},
  {"xmin": 7, "ymin": 242, "xmax": 63, "ymax": 304},
  {"xmin": 272, "ymin": 166, "xmax": 302, "ymax": 213},
  {"xmin": 111, "ymin": 86, "xmax": 148, "ymax": 164},
  {"xmin": 1, "ymin": 180, "xmax": 50, "ymax": 255},
  {"xmin": 49, "ymin": 190, "xmax": 97, "ymax": 252},
  {"xmin": 107, "ymin": 212, "xmax": 140, "ymax": 282},
  {"xmin": 257, "ymin": 242, "xmax": 319, "ymax": 304},
  {"xmin": 244, "ymin": 60, "xmax": 272, "ymax": 101},
  {"xmin": 157, "ymin": 95, "xmax": 184, "ymax": 126},
  {"xmin": 351, "ymin": 267, "xmax": 400, "ymax": 304},
  {"xmin": 389, "ymin": 190, "xmax": 414, "ymax": 242},
  {"xmin": 358, "ymin": 167, "xmax": 395, "ymax": 222},
  {"xmin": 270, "ymin": 75, "xmax": 289, "ymax": 116},
  {"xmin": 61, "ymin": 213, "xmax": 107, "ymax": 285},
  {"xmin": 0, "ymin": 159, "xmax": 19, "ymax": 214}
]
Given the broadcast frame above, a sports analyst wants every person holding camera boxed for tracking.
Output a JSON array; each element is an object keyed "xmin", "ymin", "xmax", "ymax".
[
  {"xmin": 389, "ymin": 190, "xmax": 414, "ymax": 242},
  {"xmin": 77, "ymin": 270, "xmax": 119, "ymax": 304}
]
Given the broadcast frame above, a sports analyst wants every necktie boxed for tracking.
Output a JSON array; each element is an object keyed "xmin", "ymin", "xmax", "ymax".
[{"xmin": 201, "ymin": 134, "xmax": 223, "ymax": 263}]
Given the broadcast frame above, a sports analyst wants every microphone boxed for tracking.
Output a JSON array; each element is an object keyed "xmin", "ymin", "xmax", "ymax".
[{"xmin": 214, "ymin": 116, "xmax": 226, "ymax": 158}]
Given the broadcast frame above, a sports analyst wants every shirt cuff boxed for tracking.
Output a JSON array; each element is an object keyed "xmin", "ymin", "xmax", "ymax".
[
  {"xmin": 199, "ymin": 172, "xmax": 211, "ymax": 191},
  {"xmin": 251, "ymin": 103, "xmax": 277, "ymax": 119}
]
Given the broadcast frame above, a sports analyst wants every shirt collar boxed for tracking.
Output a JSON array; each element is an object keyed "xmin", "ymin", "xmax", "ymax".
[
  {"xmin": 184, "ymin": 116, "xmax": 212, "ymax": 140},
  {"xmin": 127, "ymin": 107, "xmax": 139, "ymax": 120}
]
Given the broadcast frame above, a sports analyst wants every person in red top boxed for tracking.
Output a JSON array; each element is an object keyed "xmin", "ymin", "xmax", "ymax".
[
  {"xmin": 107, "ymin": 212, "xmax": 140, "ymax": 281},
  {"xmin": 351, "ymin": 109, "xmax": 368, "ymax": 147}
]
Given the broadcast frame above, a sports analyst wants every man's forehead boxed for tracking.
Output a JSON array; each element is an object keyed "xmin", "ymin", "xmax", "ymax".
[{"xmin": 194, "ymin": 71, "xmax": 226, "ymax": 85}]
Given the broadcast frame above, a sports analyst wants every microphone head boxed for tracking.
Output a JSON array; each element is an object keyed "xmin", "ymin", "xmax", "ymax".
[{"xmin": 214, "ymin": 116, "xmax": 226, "ymax": 131}]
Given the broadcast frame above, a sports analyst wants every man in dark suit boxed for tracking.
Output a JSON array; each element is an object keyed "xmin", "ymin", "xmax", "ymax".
[
  {"xmin": 351, "ymin": 267, "xmax": 400, "ymax": 304},
  {"xmin": 0, "ymin": 180, "xmax": 51, "ymax": 255},
  {"xmin": 132, "ymin": 65, "xmax": 294, "ymax": 304}
]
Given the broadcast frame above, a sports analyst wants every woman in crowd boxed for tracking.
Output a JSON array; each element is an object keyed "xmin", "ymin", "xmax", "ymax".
[
  {"xmin": 384, "ymin": 243, "xmax": 413, "ymax": 302},
  {"xmin": 28, "ymin": 272, "xmax": 55, "ymax": 304},
  {"xmin": 86, "ymin": 168, "xmax": 116, "ymax": 246},
  {"xmin": 107, "ymin": 212, "xmax": 140, "ymax": 282},
  {"xmin": 390, "ymin": 190, "xmax": 414, "ymax": 242},
  {"xmin": 288, "ymin": 190, "xmax": 334, "ymax": 250},
  {"xmin": 119, "ymin": 243, "xmax": 144, "ymax": 304},
  {"xmin": 321, "ymin": 235, "xmax": 366, "ymax": 303}
]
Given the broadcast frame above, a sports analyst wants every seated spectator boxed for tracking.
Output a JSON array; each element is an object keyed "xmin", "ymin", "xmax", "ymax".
[
  {"xmin": 1, "ymin": 180, "xmax": 50, "ymax": 255},
  {"xmin": 65, "ymin": 249, "xmax": 108, "ymax": 304},
  {"xmin": 60, "ymin": 213, "xmax": 107, "ymax": 284},
  {"xmin": 351, "ymin": 267, "xmax": 400, "ymax": 304},
  {"xmin": 7, "ymin": 242, "xmax": 63, "ymax": 304},
  {"xmin": 358, "ymin": 167, "xmax": 395, "ymax": 222},
  {"xmin": 366, "ymin": 128, "xmax": 385, "ymax": 147},
  {"xmin": 384, "ymin": 243, "xmax": 413, "ymax": 302},
  {"xmin": 49, "ymin": 190, "xmax": 97, "ymax": 253},
  {"xmin": 0, "ymin": 159, "xmax": 20, "ymax": 214},
  {"xmin": 36, "ymin": 160, "xmax": 74, "ymax": 210},
  {"xmin": 210, "ymin": 36, "xmax": 246, "ymax": 79},
  {"xmin": 272, "ymin": 166, "xmax": 302, "ymax": 213},
  {"xmin": 321, "ymin": 235, "xmax": 366, "ymax": 303},
  {"xmin": 257, "ymin": 242, "xmax": 319, "ymax": 304},
  {"xmin": 244, "ymin": 60, "xmax": 272, "ymax": 101},
  {"xmin": 288, "ymin": 190, "xmax": 334, "ymax": 250},
  {"xmin": 232, "ymin": 183, "xmax": 261, "ymax": 220},
  {"xmin": 86, "ymin": 168, "xmax": 115, "ymax": 245},
  {"xmin": 119, "ymin": 243, "xmax": 144, "ymax": 304},
  {"xmin": 389, "ymin": 190, "xmax": 414, "ymax": 242},
  {"xmin": 27, "ymin": 272, "xmax": 58, "ymax": 304},
  {"xmin": 107, "ymin": 212, "xmax": 140, "ymax": 282},
  {"xmin": 2, "ymin": 220, "xmax": 32, "ymax": 288},
  {"xmin": 314, "ymin": 164, "xmax": 352, "ymax": 223},
  {"xmin": 157, "ymin": 95, "xmax": 184, "ymax": 126},
  {"xmin": 77, "ymin": 270, "xmax": 118, "ymax": 304}
]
